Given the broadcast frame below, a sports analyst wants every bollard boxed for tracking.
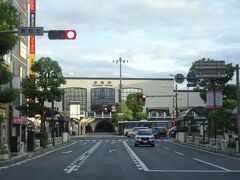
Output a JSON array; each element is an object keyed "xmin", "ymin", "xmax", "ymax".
[
  {"xmin": 236, "ymin": 141, "xmax": 239, "ymax": 153},
  {"xmin": 221, "ymin": 139, "xmax": 225, "ymax": 150}
]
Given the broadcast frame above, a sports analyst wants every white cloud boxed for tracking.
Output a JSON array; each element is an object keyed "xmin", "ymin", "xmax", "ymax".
[{"xmin": 35, "ymin": 0, "xmax": 240, "ymax": 80}]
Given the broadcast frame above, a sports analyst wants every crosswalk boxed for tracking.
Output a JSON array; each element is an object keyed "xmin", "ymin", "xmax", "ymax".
[{"xmin": 78, "ymin": 139, "xmax": 169, "ymax": 143}]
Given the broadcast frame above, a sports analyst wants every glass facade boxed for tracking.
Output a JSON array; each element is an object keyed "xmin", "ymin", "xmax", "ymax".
[
  {"xmin": 121, "ymin": 87, "xmax": 142, "ymax": 101},
  {"xmin": 91, "ymin": 88, "xmax": 115, "ymax": 113},
  {"xmin": 63, "ymin": 88, "xmax": 87, "ymax": 111}
]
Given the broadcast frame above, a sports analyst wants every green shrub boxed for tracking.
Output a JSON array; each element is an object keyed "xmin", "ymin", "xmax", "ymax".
[
  {"xmin": 227, "ymin": 141, "xmax": 236, "ymax": 148},
  {"xmin": 0, "ymin": 147, "xmax": 9, "ymax": 155},
  {"xmin": 35, "ymin": 132, "xmax": 48, "ymax": 148}
]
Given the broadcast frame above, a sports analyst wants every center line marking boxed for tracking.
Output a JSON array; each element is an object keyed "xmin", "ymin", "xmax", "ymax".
[
  {"xmin": 175, "ymin": 151, "xmax": 184, "ymax": 156},
  {"xmin": 193, "ymin": 158, "xmax": 231, "ymax": 171},
  {"xmin": 163, "ymin": 147, "xmax": 169, "ymax": 150},
  {"xmin": 123, "ymin": 141, "xmax": 149, "ymax": 172}
]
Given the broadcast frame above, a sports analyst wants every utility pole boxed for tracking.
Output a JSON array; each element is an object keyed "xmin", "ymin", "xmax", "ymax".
[
  {"xmin": 113, "ymin": 57, "xmax": 128, "ymax": 113},
  {"xmin": 236, "ymin": 64, "xmax": 240, "ymax": 152},
  {"xmin": 175, "ymin": 84, "xmax": 178, "ymax": 118}
]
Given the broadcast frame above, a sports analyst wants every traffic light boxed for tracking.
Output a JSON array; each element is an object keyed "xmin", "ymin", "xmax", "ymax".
[
  {"xmin": 137, "ymin": 93, "xmax": 146, "ymax": 102},
  {"xmin": 48, "ymin": 30, "xmax": 77, "ymax": 40},
  {"xmin": 142, "ymin": 94, "xmax": 146, "ymax": 102}
]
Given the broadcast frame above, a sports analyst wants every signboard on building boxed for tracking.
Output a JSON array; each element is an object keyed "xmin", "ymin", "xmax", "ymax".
[{"xmin": 207, "ymin": 90, "xmax": 223, "ymax": 108}]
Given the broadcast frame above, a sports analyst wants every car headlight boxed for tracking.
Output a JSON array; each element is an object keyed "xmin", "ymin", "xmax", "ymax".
[
  {"xmin": 136, "ymin": 136, "xmax": 141, "ymax": 140},
  {"xmin": 150, "ymin": 136, "xmax": 154, "ymax": 139}
]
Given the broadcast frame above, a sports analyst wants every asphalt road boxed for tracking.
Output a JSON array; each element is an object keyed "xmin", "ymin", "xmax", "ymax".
[{"xmin": 1, "ymin": 136, "xmax": 240, "ymax": 180}]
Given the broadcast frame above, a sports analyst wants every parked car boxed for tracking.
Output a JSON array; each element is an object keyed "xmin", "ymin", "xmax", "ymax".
[
  {"xmin": 152, "ymin": 127, "xmax": 167, "ymax": 138},
  {"xmin": 134, "ymin": 129, "xmax": 155, "ymax": 147},
  {"xmin": 127, "ymin": 127, "xmax": 149, "ymax": 137},
  {"xmin": 169, "ymin": 126, "xmax": 177, "ymax": 138}
]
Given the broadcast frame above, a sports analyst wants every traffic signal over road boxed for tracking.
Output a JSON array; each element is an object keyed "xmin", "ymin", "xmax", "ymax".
[
  {"xmin": 48, "ymin": 30, "xmax": 77, "ymax": 40},
  {"xmin": 137, "ymin": 93, "xmax": 146, "ymax": 102}
]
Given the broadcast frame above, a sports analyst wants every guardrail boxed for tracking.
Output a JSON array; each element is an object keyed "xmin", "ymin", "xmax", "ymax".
[{"xmin": 186, "ymin": 136, "xmax": 239, "ymax": 153}]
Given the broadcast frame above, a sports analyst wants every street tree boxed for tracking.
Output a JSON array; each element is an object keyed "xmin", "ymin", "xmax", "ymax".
[
  {"xmin": 190, "ymin": 58, "xmax": 236, "ymax": 137},
  {"xmin": 0, "ymin": 63, "xmax": 19, "ymax": 147},
  {"xmin": 125, "ymin": 93, "xmax": 148, "ymax": 120},
  {"xmin": 111, "ymin": 102, "xmax": 133, "ymax": 124},
  {"xmin": 0, "ymin": 1, "xmax": 19, "ymax": 61},
  {"xmin": 18, "ymin": 57, "xmax": 66, "ymax": 132}
]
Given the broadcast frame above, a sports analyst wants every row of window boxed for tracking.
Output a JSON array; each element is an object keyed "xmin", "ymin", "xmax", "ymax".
[{"xmin": 63, "ymin": 87, "xmax": 143, "ymax": 112}]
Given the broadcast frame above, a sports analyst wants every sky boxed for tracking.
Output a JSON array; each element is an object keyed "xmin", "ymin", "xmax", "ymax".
[{"xmin": 35, "ymin": 0, "xmax": 240, "ymax": 81}]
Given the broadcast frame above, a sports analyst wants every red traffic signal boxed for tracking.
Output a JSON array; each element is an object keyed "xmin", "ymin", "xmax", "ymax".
[
  {"xmin": 137, "ymin": 93, "xmax": 146, "ymax": 102},
  {"xmin": 48, "ymin": 30, "xmax": 77, "ymax": 40}
]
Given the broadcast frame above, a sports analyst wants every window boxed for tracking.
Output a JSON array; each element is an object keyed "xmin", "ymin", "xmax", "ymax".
[
  {"xmin": 91, "ymin": 88, "xmax": 115, "ymax": 113},
  {"xmin": 63, "ymin": 88, "xmax": 87, "ymax": 111},
  {"xmin": 121, "ymin": 88, "xmax": 142, "ymax": 101}
]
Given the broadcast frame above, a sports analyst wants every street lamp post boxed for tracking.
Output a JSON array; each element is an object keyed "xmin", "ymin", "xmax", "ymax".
[{"xmin": 113, "ymin": 57, "xmax": 128, "ymax": 103}]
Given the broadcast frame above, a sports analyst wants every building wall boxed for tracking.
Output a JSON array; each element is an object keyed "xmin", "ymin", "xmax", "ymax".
[{"xmin": 60, "ymin": 78, "xmax": 175, "ymax": 113}]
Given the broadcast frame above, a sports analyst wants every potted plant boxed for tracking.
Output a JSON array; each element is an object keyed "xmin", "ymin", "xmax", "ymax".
[{"xmin": 0, "ymin": 147, "xmax": 10, "ymax": 160}]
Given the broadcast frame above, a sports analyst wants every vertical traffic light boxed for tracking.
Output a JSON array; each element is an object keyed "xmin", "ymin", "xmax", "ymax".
[{"xmin": 48, "ymin": 30, "xmax": 77, "ymax": 40}]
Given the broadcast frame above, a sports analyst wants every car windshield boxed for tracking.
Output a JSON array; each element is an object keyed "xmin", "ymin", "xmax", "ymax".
[{"xmin": 137, "ymin": 130, "xmax": 152, "ymax": 135}]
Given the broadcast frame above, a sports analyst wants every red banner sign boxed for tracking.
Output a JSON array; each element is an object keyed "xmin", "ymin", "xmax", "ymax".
[{"xmin": 30, "ymin": 0, "xmax": 36, "ymax": 12}]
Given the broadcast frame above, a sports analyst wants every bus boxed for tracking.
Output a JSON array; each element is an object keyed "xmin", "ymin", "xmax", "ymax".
[{"xmin": 118, "ymin": 120, "xmax": 175, "ymax": 136}]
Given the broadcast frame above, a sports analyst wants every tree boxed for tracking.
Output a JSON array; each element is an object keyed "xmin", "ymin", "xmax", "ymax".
[
  {"xmin": 190, "ymin": 58, "xmax": 236, "ymax": 137},
  {"xmin": 111, "ymin": 102, "xmax": 133, "ymax": 124},
  {"xmin": 125, "ymin": 93, "xmax": 148, "ymax": 120},
  {"xmin": 0, "ymin": 1, "xmax": 19, "ymax": 61},
  {"xmin": 0, "ymin": 64, "xmax": 19, "ymax": 147},
  {"xmin": 17, "ymin": 57, "xmax": 66, "ymax": 132}
]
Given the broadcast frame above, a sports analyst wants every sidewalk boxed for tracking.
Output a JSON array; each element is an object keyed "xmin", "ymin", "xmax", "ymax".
[{"xmin": 0, "ymin": 140, "xmax": 75, "ymax": 167}]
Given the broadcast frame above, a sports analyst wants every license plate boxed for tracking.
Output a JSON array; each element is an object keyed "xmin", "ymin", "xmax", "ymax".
[{"xmin": 143, "ymin": 141, "xmax": 148, "ymax": 143}]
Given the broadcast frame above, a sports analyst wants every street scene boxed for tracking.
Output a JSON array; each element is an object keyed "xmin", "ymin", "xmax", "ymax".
[
  {"xmin": 1, "ymin": 0, "xmax": 240, "ymax": 180},
  {"xmin": 1, "ymin": 134, "xmax": 240, "ymax": 180}
]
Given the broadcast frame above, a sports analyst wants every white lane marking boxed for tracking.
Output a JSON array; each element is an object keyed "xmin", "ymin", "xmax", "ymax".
[
  {"xmin": 193, "ymin": 158, "xmax": 231, "ymax": 171},
  {"xmin": 65, "ymin": 142, "xmax": 101, "ymax": 174},
  {"xmin": 123, "ymin": 141, "xmax": 149, "ymax": 172},
  {"xmin": 109, "ymin": 149, "xmax": 116, "ymax": 153},
  {"xmin": 150, "ymin": 170, "xmax": 239, "ymax": 173},
  {"xmin": 62, "ymin": 150, "xmax": 72, "ymax": 154},
  {"xmin": 168, "ymin": 141, "xmax": 240, "ymax": 161},
  {"xmin": 66, "ymin": 165, "xmax": 77, "ymax": 174},
  {"xmin": 163, "ymin": 147, "xmax": 169, "ymax": 150},
  {"xmin": 83, "ymin": 143, "xmax": 87, "ymax": 145},
  {"xmin": 175, "ymin": 151, "xmax": 184, "ymax": 156}
]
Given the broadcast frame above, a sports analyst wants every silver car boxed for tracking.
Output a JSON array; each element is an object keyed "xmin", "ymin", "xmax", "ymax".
[
  {"xmin": 127, "ymin": 127, "xmax": 149, "ymax": 137},
  {"xmin": 134, "ymin": 129, "xmax": 155, "ymax": 147}
]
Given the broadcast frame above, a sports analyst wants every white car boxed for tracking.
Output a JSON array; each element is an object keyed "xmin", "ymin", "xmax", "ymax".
[
  {"xmin": 134, "ymin": 129, "xmax": 155, "ymax": 147},
  {"xmin": 127, "ymin": 127, "xmax": 149, "ymax": 137}
]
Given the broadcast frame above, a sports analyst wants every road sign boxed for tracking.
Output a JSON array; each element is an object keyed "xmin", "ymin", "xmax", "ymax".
[
  {"xmin": 187, "ymin": 83, "xmax": 196, "ymax": 87},
  {"xmin": 18, "ymin": 27, "xmax": 44, "ymax": 36},
  {"xmin": 195, "ymin": 60, "xmax": 226, "ymax": 78},
  {"xmin": 186, "ymin": 72, "xmax": 196, "ymax": 83},
  {"xmin": 174, "ymin": 73, "xmax": 185, "ymax": 83}
]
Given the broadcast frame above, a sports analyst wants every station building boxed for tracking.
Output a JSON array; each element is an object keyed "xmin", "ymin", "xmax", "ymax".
[{"xmin": 52, "ymin": 77, "xmax": 205, "ymax": 134}]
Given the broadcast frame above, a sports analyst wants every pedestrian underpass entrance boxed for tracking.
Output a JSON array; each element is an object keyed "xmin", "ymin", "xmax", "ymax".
[{"xmin": 94, "ymin": 120, "xmax": 115, "ymax": 132}]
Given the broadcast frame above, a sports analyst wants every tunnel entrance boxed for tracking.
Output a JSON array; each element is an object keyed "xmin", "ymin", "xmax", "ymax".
[{"xmin": 95, "ymin": 120, "xmax": 115, "ymax": 132}]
